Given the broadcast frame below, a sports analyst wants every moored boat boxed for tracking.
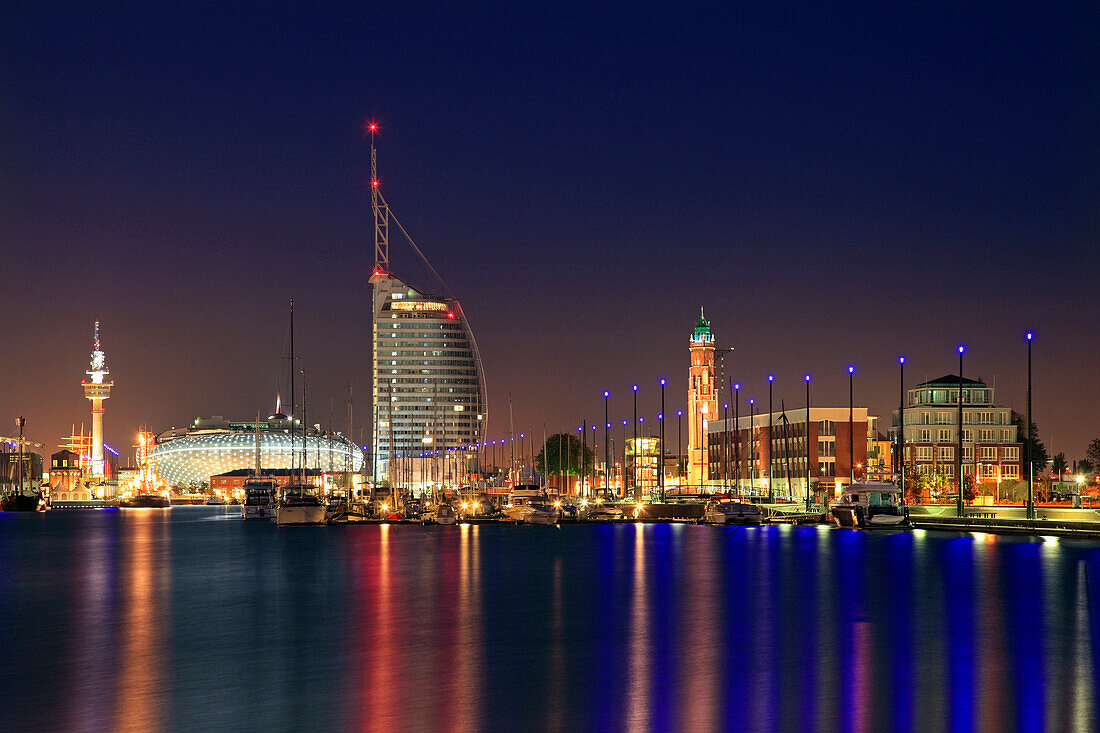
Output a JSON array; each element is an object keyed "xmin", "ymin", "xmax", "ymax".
[
  {"xmin": 830, "ymin": 483, "xmax": 910, "ymax": 529},
  {"xmin": 702, "ymin": 499, "xmax": 763, "ymax": 525},
  {"xmin": 1, "ymin": 417, "xmax": 45, "ymax": 512},
  {"xmin": 523, "ymin": 500, "xmax": 561, "ymax": 525},
  {"xmin": 277, "ymin": 483, "xmax": 325, "ymax": 525},
  {"xmin": 433, "ymin": 503, "xmax": 457, "ymax": 525},
  {"xmin": 242, "ymin": 477, "xmax": 278, "ymax": 520},
  {"xmin": 121, "ymin": 492, "xmax": 171, "ymax": 508}
]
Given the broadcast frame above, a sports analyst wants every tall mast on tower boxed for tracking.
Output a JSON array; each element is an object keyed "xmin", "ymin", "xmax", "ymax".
[{"xmin": 369, "ymin": 122, "xmax": 389, "ymax": 275}]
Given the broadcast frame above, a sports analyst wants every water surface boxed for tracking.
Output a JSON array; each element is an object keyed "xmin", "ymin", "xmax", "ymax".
[{"xmin": 1, "ymin": 507, "xmax": 1097, "ymax": 731}]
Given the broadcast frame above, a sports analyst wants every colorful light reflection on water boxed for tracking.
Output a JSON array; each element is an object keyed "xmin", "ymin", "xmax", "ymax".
[{"xmin": 0, "ymin": 509, "xmax": 1097, "ymax": 731}]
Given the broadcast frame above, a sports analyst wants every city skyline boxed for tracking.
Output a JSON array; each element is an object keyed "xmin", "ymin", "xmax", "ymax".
[{"xmin": 2, "ymin": 3, "xmax": 1096, "ymax": 460}]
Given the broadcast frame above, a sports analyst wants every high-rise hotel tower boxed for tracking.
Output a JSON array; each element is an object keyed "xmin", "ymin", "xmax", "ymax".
[{"xmin": 368, "ymin": 128, "xmax": 486, "ymax": 485}]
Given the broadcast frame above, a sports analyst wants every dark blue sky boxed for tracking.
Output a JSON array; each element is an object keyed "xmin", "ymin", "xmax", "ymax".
[{"xmin": 2, "ymin": 3, "xmax": 1097, "ymax": 460}]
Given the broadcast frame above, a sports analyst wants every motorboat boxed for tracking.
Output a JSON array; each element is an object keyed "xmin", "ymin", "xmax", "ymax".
[
  {"xmin": 830, "ymin": 483, "xmax": 910, "ymax": 529},
  {"xmin": 120, "ymin": 493, "xmax": 171, "ymax": 508},
  {"xmin": 585, "ymin": 500, "xmax": 623, "ymax": 521},
  {"xmin": 433, "ymin": 503, "xmax": 457, "ymax": 525},
  {"xmin": 502, "ymin": 485, "xmax": 554, "ymax": 523},
  {"xmin": 241, "ymin": 478, "xmax": 278, "ymax": 520},
  {"xmin": 204, "ymin": 494, "xmax": 227, "ymax": 505},
  {"xmin": 276, "ymin": 483, "xmax": 325, "ymax": 526},
  {"xmin": 702, "ymin": 499, "xmax": 763, "ymax": 525},
  {"xmin": 523, "ymin": 500, "xmax": 561, "ymax": 525}
]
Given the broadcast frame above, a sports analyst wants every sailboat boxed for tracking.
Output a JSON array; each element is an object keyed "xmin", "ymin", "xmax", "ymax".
[
  {"xmin": 242, "ymin": 410, "xmax": 277, "ymax": 520},
  {"xmin": 1, "ymin": 417, "xmax": 45, "ymax": 512},
  {"xmin": 276, "ymin": 300, "xmax": 325, "ymax": 526}
]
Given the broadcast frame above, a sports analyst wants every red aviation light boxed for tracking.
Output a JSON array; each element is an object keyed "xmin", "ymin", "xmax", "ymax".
[
  {"xmin": 371, "ymin": 179, "xmax": 379, "ymax": 188},
  {"xmin": 372, "ymin": 267, "xmax": 386, "ymax": 277},
  {"xmin": 446, "ymin": 312, "xmax": 456, "ymax": 319},
  {"xmin": 368, "ymin": 122, "xmax": 378, "ymax": 133}
]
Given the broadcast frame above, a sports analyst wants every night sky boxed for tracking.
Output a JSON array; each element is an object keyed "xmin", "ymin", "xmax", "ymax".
[{"xmin": 2, "ymin": 3, "xmax": 1096, "ymax": 462}]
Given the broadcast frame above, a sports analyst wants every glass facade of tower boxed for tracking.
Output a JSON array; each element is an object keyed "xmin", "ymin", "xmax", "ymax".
[{"xmin": 371, "ymin": 274, "xmax": 486, "ymax": 480}]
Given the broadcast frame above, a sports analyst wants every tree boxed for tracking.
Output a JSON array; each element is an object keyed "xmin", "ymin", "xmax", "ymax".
[
  {"xmin": 1077, "ymin": 459, "xmax": 1094, "ymax": 479},
  {"xmin": 1051, "ymin": 452, "xmax": 1068, "ymax": 480},
  {"xmin": 1086, "ymin": 438, "xmax": 1100, "ymax": 472},
  {"xmin": 962, "ymin": 473, "xmax": 978, "ymax": 504},
  {"xmin": 903, "ymin": 471, "xmax": 924, "ymax": 504},
  {"xmin": 535, "ymin": 433, "xmax": 594, "ymax": 477},
  {"xmin": 1011, "ymin": 411, "xmax": 1048, "ymax": 479}
]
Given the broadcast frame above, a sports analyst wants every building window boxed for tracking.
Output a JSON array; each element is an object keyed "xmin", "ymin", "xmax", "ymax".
[
  {"xmin": 939, "ymin": 446, "xmax": 954, "ymax": 460},
  {"xmin": 1002, "ymin": 465, "xmax": 1020, "ymax": 479},
  {"xmin": 917, "ymin": 447, "xmax": 932, "ymax": 461},
  {"xmin": 938, "ymin": 429, "xmax": 952, "ymax": 442},
  {"xmin": 919, "ymin": 429, "xmax": 931, "ymax": 442},
  {"xmin": 978, "ymin": 446, "xmax": 996, "ymax": 460},
  {"xmin": 818, "ymin": 420, "xmax": 835, "ymax": 436},
  {"xmin": 1003, "ymin": 446, "xmax": 1019, "ymax": 460},
  {"xmin": 962, "ymin": 429, "xmax": 973, "ymax": 442},
  {"xmin": 818, "ymin": 439, "xmax": 835, "ymax": 457}
]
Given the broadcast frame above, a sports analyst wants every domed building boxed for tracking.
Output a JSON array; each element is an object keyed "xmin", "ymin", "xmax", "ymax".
[{"xmin": 149, "ymin": 415, "xmax": 364, "ymax": 488}]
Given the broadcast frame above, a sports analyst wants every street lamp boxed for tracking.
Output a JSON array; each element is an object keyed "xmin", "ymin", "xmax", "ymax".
[
  {"xmin": 723, "ymin": 402, "xmax": 730, "ymax": 494},
  {"xmin": 734, "ymin": 382, "xmax": 741, "ymax": 495},
  {"xmin": 1026, "ymin": 332, "xmax": 1034, "ymax": 519},
  {"xmin": 622, "ymin": 419, "xmax": 628, "ymax": 496},
  {"xmin": 748, "ymin": 397, "xmax": 756, "ymax": 493},
  {"xmin": 632, "ymin": 384, "xmax": 638, "ymax": 501},
  {"xmin": 804, "ymin": 374, "xmax": 812, "ymax": 512},
  {"xmin": 579, "ymin": 423, "xmax": 586, "ymax": 498},
  {"xmin": 848, "ymin": 366, "xmax": 855, "ymax": 487},
  {"xmin": 957, "ymin": 345, "xmax": 965, "ymax": 517},
  {"xmin": 677, "ymin": 410, "xmax": 683, "ymax": 491},
  {"xmin": 659, "ymin": 378, "xmax": 666, "ymax": 501},
  {"xmin": 898, "ymin": 357, "xmax": 906, "ymax": 508},
  {"xmin": 592, "ymin": 424, "xmax": 598, "ymax": 495},
  {"xmin": 768, "ymin": 374, "xmax": 775, "ymax": 502},
  {"xmin": 603, "ymin": 390, "xmax": 610, "ymax": 499}
]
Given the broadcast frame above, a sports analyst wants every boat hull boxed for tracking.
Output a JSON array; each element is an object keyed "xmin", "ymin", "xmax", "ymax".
[
  {"xmin": 1, "ymin": 493, "xmax": 44, "ymax": 512},
  {"xmin": 830, "ymin": 506, "xmax": 910, "ymax": 529},
  {"xmin": 524, "ymin": 509, "xmax": 560, "ymax": 525},
  {"xmin": 242, "ymin": 504, "xmax": 276, "ymax": 521},
  {"xmin": 121, "ymin": 494, "xmax": 171, "ymax": 508},
  {"xmin": 277, "ymin": 504, "xmax": 325, "ymax": 525}
]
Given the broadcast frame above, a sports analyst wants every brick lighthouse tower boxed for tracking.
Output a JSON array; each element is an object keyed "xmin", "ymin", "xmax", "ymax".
[
  {"xmin": 81, "ymin": 321, "xmax": 113, "ymax": 478},
  {"xmin": 687, "ymin": 309, "xmax": 717, "ymax": 487}
]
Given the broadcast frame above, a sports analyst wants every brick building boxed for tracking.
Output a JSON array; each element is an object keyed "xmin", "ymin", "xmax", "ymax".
[{"xmin": 707, "ymin": 406, "xmax": 869, "ymax": 499}]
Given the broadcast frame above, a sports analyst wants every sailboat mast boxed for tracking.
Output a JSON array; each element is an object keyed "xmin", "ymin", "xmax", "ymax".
[
  {"xmin": 347, "ymin": 384, "xmax": 354, "ymax": 493},
  {"xmin": 255, "ymin": 410, "xmax": 262, "ymax": 475},
  {"xmin": 16, "ymin": 417, "xmax": 25, "ymax": 494},
  {"xmin": 289, "ymin": 298, "xmax": 296, "ymax": 477},
  {"xmin": 301, "ymin": 369, "xmax": 307, "ymax": 486}
]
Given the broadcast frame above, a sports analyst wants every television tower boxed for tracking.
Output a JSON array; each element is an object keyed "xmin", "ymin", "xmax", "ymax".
[{"xmin": 81, "ymin": 321, "xmax": 114, "ymax": 477}]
